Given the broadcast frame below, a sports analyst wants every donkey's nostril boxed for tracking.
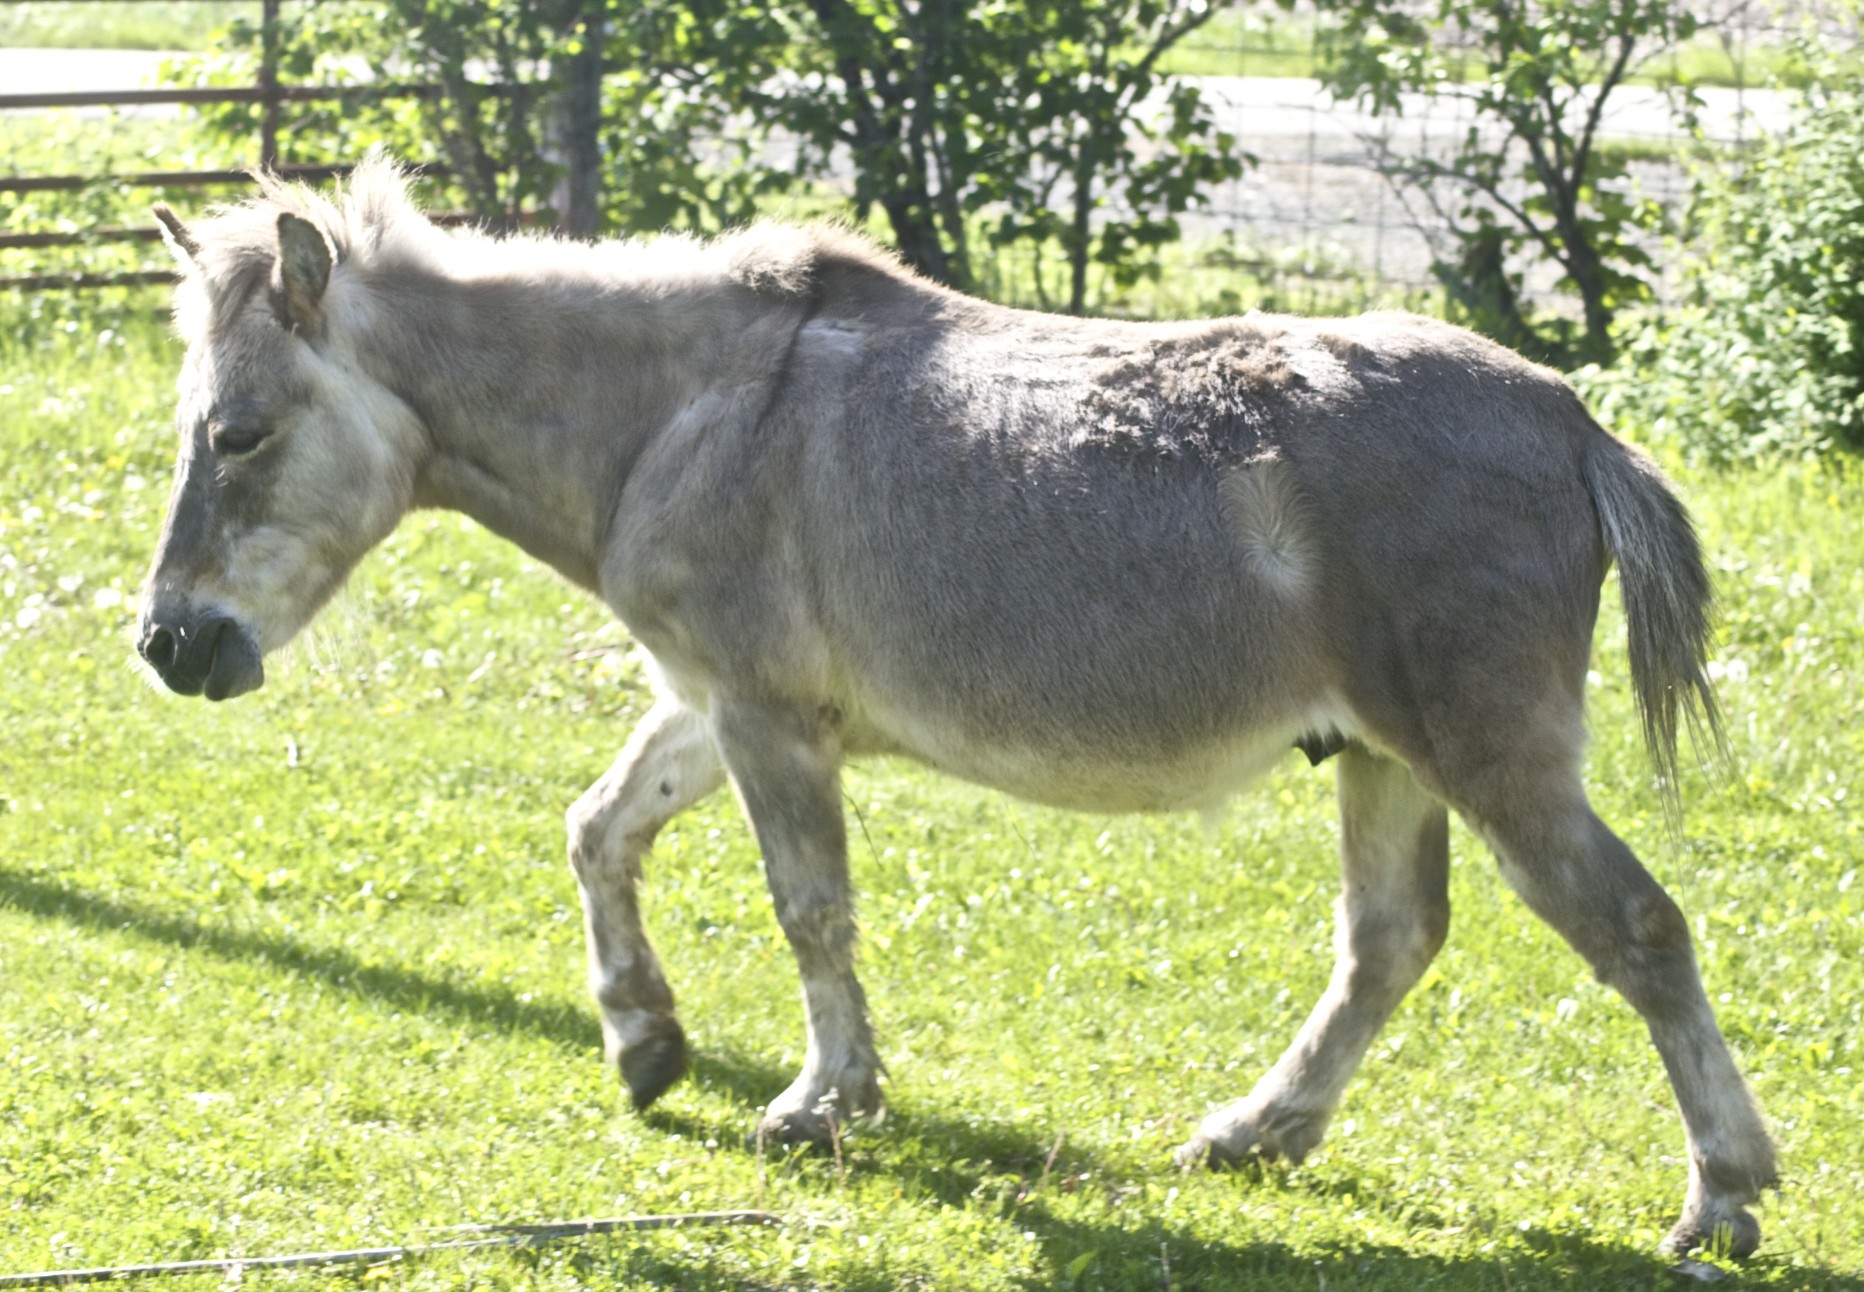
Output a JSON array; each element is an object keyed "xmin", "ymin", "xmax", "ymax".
[{"xmin": 143, "ymin": 624, "xmax": 178, "ymax": 674}]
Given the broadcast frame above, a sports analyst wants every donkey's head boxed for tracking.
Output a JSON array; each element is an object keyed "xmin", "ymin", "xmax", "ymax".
[{"xmin": 138, "ymin": 176, "xmax": 425, "ymax": 699}]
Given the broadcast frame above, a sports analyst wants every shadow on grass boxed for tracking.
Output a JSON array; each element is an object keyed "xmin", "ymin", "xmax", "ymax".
[
  {"xmin": 8, "ymin": 867, "xmax": 1855, "ymax": 1290},
  {"xmin": 0, "ymin": 865, "xmax": 600, "ymax": 1052},
  {"xmin": 646, "ymin": 1052, "xmax": 1857, "ymax": 1291},
  {"xmin": 515, "ymin": 1202, "xmax": 1859, "ymax": 1292}
]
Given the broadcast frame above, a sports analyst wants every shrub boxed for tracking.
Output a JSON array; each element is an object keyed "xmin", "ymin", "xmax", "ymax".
[{"xmin": 1580, "ymin": 79, "xmax": 1864, "ymax": 462}]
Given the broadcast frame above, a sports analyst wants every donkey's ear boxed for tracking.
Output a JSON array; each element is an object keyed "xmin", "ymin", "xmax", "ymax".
[
  {"xmin": 152, "ymin": 203, "xmax": 200, "ymax": 264},
  {"xmin": 276, "ymin": 212, "xmax": 334, "ymax": 333}
]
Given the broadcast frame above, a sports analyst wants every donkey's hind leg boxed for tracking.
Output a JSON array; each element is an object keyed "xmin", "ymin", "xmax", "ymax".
[
  {"xmin": 1178, "ymin": 742, "xmax": 1449, "ymax": 1168},
  {"xmin": 568, "ymin": 698, "xmax": 725, "ymax": 1109},
  {"xmin": 1463, "ymin": 778, "xmax": 1776, "ymax": 1256}
]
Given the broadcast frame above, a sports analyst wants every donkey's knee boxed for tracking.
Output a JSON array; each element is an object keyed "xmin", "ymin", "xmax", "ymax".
[
  {"xmin": 566, "ymin": 789, "xmax": 676, "ymax": 1014},
  {"xmin": 1338, "ymin": 897, "xmax": 1449, "ymax": 1004}
]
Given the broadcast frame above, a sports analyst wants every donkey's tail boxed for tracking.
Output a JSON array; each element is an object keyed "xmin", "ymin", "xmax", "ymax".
[{"xmin": 1583, "ymin": 435, "xmax": 1725, "ymax": 815}]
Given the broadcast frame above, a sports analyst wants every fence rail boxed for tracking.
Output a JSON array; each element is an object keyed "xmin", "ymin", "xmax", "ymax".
[
  {"xmin": 0, "ymin": 164, "xmax": 352, "ymax": 195},
  {"xmin": 0, "ymin": 0, "xmax": 469, "ymax": 290},
  {"xmin": 0, "ymin": 83, "xmax": 442, "ymax": 110}
]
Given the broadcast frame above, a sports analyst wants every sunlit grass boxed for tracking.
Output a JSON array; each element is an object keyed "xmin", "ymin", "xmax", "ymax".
[
  {"xmin": 1154, "ymin": 9, "xmax": 1325, "ymax": 80},
  {"xmin": 1, "ymin": 113, "xmax": 257, "ymax": 286},
  {"xmin": 0, "ymin": 303, "xmax": 1860, "ymax": 1288},
  {"xmin": 0, "ymin": 2, "xmax": 247, "ymax": 50}
]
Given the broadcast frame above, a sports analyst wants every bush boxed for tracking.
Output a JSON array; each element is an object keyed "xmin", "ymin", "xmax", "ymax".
[{"xmin": 1580, "ymin": 80, "xmax": 1864, "ymax": 463}]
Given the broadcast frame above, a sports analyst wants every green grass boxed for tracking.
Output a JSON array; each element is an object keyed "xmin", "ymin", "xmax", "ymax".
[
  {"xmin": 1638, "ymin": 33, "xmax": 1864, "ymax": 90},
  {"xmin": 1155, "ymin": 9, "xmax": 1325, "ymax": 80},
  {"xmin": 0, "ymin": 2, "xmax": 247, "ymax": 50},
  {"xmin": 1151, "ymin": 6, "xmax": 1850, "ymax": 89},
  {"xmin": 1, "ymin": 301, "xmax": 1862, "ymax": 1290}
]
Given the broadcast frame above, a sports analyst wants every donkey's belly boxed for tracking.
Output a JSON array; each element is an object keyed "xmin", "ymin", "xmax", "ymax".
[{"xmin": 842, "ymin": 701, "xmax": 1338, "ymax": 815}]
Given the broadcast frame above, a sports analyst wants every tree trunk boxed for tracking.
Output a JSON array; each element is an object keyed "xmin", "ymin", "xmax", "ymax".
[
  {"xmin": 552, "ymin": 4, "xmax": 605, "ymax": 237},
  {"xmin": 1567, "ymin": 243, "xmax": 1615, "ymax": 365},
  {"xmin": 882, "ymin": 196, "xmax": 953, "ymax": 286},
  {"xmin": 1068, "ymin": 152, "xmax": 1095, "ymax": 314}
]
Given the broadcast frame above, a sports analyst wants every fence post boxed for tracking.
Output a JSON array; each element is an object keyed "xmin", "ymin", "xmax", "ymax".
[{"xmin": 260, "ymin": 0, "xmax": 281, "ymax": 170}]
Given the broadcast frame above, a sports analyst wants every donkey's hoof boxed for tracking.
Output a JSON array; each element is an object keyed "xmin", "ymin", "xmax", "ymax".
[
  {"xmin": 1661, "ymin": 1205, "xmax": 1761, "ymax": 1261},
  {"xmin": 619, "ymin": 1016, "xmax": 688, "ymax": 1111},
  {"xmin": 1173, "ymin": 1132, "xmax": 1227, "ymax": 1171},
  {"xmin": 1175, "ymin": 1102, "xmax": 1322, "ymax": 1171},
  {"xmin": 1175, "ymin": 1129, "xmax": 1275, "ymax": 1172},
  {"xmin": 758, "ymin": 1075, "xmax": 882, "ymax": 1147},
  {"xmin": 758, "ymin": 1105, "xmax": 836, "ymax": 1148}
]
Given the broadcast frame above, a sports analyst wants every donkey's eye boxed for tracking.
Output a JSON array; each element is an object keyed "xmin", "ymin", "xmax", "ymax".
[{"xmin": 211, "ymin": 425, "xmax": 269, "ymax": 456}]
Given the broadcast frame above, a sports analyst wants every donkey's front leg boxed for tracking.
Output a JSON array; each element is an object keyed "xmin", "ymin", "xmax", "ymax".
[
  {"xmin": 711, "ymin": 698, "xmax": 881, "ymax": 1145},
  {"xmin": 568, "ymin": 699, "xmax": 724, "ymax": 1109},
  {"xmin": 1179, "ymin": 744, "xmax": 1450, "ymax": 1168}
]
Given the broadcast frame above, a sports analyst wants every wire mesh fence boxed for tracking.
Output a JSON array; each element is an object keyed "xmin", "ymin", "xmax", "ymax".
[{"xmin": 1, "ymin": 0, "xmax": 1855, "ymax": 315}]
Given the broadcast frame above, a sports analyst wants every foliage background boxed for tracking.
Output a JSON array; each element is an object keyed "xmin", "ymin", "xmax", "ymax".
[{"xmin": 1578, "ymin": 74, "xmax": 1864, "ymax": 462}]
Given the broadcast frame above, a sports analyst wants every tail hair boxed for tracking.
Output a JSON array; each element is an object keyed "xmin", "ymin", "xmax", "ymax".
[{"xmin": 1583, "ymin": 439, "xmax": 1725, "ymax": 822}]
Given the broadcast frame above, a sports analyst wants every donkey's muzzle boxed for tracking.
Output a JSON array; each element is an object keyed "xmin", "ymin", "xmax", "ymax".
[{"xmin": 138, "ymin": 612, "xmax": 265, "ymax": 702}]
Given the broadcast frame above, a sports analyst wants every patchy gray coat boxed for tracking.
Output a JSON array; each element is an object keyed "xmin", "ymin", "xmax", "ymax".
[{"xmin": 139, "ymin": 160, "xmax": 1774, "ymax": 1258}]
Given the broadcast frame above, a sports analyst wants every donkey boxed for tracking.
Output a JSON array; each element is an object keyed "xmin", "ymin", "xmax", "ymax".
[{"xmin": 138, "ymin": 159, "xmax": 1774, "ymax": 1256}]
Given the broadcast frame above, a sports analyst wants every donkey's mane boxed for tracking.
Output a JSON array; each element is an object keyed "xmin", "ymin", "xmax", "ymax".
[{"xmin": 172, "ymin": 154, "xmax": 922, "ymax": 340}]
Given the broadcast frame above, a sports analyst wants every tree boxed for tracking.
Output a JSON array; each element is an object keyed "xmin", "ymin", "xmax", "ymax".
[
  {"xmin": 972, "ymin": 0, "xmax": 1250, "ymax": 311},
  {"xmin": 178, "ymin": 0, "xmax": 1245, "ymax": 311},
  {"xmin": 1316, "ymin": 0, "xmax": 1700, "ymax": 363},
  {"xmin": 620, "ymin": 0, "xmax": 1246, "ymax": 308},
  {"xmin": 175, "ymin": 0, "xmax": 608, "ymax": 231}
]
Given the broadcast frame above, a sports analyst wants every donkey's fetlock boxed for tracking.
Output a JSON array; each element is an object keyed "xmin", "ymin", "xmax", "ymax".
[
  {"xmin": 618, "ymin": 1014, "xmax": 688, "ymax": 1111},
  {"xmin": 1660, "ymin": 1148, "xmax": 1776, "ymax": 1262}
]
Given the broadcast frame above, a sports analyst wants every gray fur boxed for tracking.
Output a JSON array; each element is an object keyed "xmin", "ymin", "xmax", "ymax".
[{"xmin": 136, "ymin": 159, "xmax": 1774, "ymax": 1256}]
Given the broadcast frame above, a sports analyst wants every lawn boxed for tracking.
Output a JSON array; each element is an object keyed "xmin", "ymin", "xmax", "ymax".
[
  {"xmin": 0, "ymin": 295, "xmax": 1860, "ymax": 1290},
  {"xmin": 0, "ymin": 2, "xmax": 244, "ymax": 51}
]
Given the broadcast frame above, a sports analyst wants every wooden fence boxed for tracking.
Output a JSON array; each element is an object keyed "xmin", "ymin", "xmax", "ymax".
[{"xmin": 0, "ymin": 0, "xmax": 454, "ymax": 290}]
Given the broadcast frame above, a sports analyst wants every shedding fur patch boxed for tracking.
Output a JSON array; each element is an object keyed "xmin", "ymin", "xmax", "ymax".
[
  {"xmin": 1221, "ymin": 451, "xmax": 1312, "ymax": 594},
  {"xmin": 1073, "ymin": 323, "xmax": 1304, "ymax": 461}
]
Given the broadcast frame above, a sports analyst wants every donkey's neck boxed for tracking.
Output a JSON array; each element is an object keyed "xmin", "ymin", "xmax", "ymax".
[{"xmin": 357, "ymin": 265, "xmax": 798, "ymax": 592}]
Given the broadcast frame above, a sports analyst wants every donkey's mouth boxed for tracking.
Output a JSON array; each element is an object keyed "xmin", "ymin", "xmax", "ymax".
[
  {"xmin": 142, "ymin": 613, "xmax": 265, "ymax": 701},
  {"xmin": 202, "ymin": 619, "xmax": 265, "ymax": 702}
]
